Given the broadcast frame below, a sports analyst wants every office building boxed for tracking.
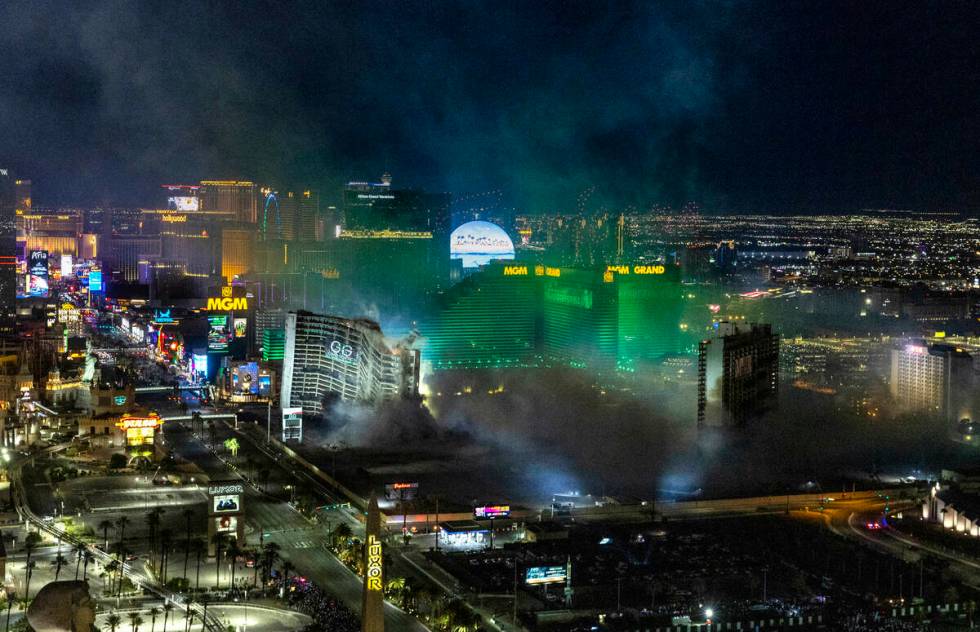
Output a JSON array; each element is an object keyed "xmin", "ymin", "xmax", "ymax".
[
  {"xmin": 199, "ymin": 180, "xmax": 257, "ymax": 223},
  {"xmin": 0, "ymin": 170, "xmax": 16, "ymax": 333},
  {"xmin": 280, "ymin": 310, "xmax": 420, "ymax": 415},
  {"xmin": 343, "ymin": 174, "xmax": 450, "ymax": 235},
  {"xmin": 890, "ymin": 342, "xmax": 974, "ymax": 422},
  {"xmin": 698, "ymin": 322, "xmax": 779, "ymax": 427}
]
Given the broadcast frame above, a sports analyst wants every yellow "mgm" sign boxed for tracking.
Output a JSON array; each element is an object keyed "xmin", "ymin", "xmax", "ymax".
[
  {"xmin": 206, "ymin": 297, "xmax": 248, "ymax": 311},
  {"xmin": 366, "ymin": 535, "xmax": 383, "ymax": 591}
]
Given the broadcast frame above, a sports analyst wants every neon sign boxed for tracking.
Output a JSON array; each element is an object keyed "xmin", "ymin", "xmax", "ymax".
[
  {"xmin": 503, "ymin": 265, "xmax": 528, "ymax": 276},
  {"xmin": 116, "ymin": 414, "xmax": 162, "ymax": 430},
  {"xmin": 207, "ymin": 297, "xmax": 248, "ymax": 311},
  {"xmin": 366, "ymin": 535, "xmax": 383, "ymax": 591},
  {"xmin": 606, "ymin": 264, "xmax": 666, "ymax": 275}
]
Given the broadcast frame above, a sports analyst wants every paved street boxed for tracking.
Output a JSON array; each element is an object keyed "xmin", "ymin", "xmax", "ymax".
[{"xmin": 163, "ymin": 419, "xmax": 429, "ymax": 632}]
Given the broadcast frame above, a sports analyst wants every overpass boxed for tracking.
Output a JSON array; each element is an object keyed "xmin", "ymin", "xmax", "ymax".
[{"xmin": 135, "ymin": 384, "xmax": 206, "ymax": 393}]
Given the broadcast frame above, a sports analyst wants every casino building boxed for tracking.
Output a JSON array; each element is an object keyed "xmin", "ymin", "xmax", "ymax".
[
  {"xmin": 280, "ymin": 311, "xmax": 421, "ymax": 415},
  {"xmin": 421, "ymin": 260, "xmax": 686, "ymax": 372}
]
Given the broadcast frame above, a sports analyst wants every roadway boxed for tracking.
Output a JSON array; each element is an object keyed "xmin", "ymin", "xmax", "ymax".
[{"xmin": 164, "ymin": 421, "xmax": 428, "ymax": 632}]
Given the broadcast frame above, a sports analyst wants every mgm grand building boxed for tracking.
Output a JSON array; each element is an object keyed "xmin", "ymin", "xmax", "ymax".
[{"xmin": 421, "ymin": 261, "xmax": 685, "ymax": 373}]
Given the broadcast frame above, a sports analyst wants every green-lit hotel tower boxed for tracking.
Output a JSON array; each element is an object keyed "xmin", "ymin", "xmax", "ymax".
[
  {"xmin": 422, "ymin": 261, "xmax": 684, "ymax": 371},
  {"xmin": 422, "ymin": 262, "xmax": 540, "ymax": 370}
]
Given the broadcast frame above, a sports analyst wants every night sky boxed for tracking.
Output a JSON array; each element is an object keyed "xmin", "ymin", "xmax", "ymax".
[{"xmin": 0, "ymin": 1, "xmax": 977, "ymax": 212}]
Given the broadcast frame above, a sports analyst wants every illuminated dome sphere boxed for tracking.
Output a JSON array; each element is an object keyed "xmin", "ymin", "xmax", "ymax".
[{"xmin": 450, "ymin": 220, "xmax": 515, "ymax": 269}]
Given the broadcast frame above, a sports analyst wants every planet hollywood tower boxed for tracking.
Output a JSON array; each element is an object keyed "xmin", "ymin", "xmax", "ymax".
[{"xmin": 0, "ymin": 169, "xmax": 17, "ymax": 334}]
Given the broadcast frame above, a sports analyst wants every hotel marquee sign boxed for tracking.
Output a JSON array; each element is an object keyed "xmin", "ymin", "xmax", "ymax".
[{"xmin": 366, "ymin": 535, "xmax": 383, "ymax": 591}]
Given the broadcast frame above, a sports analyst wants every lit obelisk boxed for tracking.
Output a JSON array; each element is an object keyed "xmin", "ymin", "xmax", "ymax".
[{"xmin": 362, "ymin": 492, "xmax": 385, "ymax": 632}]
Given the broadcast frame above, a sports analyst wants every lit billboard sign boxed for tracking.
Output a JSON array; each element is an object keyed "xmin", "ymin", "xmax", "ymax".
[
  {"xmin": 213, "ymin": 494, "xmax": 241, "ymax": 513},
  {"xmin": 282, "ymin": 407, "xmax": 303, "ymax": 442},
  {"xmin": 28, "ymin": 250, "xmax": 48, "ymax": 296},
  {"xmin": 207, "ymin": 315, "xmax": 230, "ymax": 353},
  {"xmin": 60, "ymin": 254, "xmax": 73, "ymax": 278},
  {"xmin": 192, "ymin": 353, "xmax": 209, "ymax": 378},
  {"xmin": 233, "ymin": 317, "xmax": 248, "ymax": 338},
  {"xmin": 385, "ymin": 482, "xmax": 419, "ymax": 501},
  {"xmin": 88, "ymin": 269, "xmax": 103, "ymax": 292},
  {"xmin": 214, "ymin": 515, "xmax": 238, "ymax": 534},
  {"xmin": 525, "ymin": 566, "xmax": 567, "ymax": 585},
  {"xmin": 168, "ymin": 196, "xmax": 199, "ymax": 211},
  {"xmin": 474, "ymin": 505, "xmax": 511, "ymax": 519}
]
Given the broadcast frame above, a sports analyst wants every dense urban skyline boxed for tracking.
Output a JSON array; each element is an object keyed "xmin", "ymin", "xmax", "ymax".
[
  {"xmin": 1, "ymin": 1, "xmax": 978, "ymax": 212},
  {"xmin": 3, "ymin": 4, "xmax": 980, "ymax": 632}
]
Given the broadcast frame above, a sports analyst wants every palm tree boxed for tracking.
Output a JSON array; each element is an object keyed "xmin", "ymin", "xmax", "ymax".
[
  {"xmin": 212, "ymin": 533, "xmax": 228, "ymax": 589},
  {"xmin": 116, "ymin": 515, "xmax": 130, "ymax": 555},
  {"xmin": 162, "ymin": 602, "xmax": 174, "ymax": 632},
  {"xmin": 128, "ymin": 612, "xmax": 144, "ymax": 632},
  {"xmin": 106, "ymin": 612, "xmax": 122, "ymax": 632},
  {"xmin": 104, "ymin": 559, "xmax": 120, "ymax": 595},
  {"xmin": 146, "ymin": 509, "xmax": 163, "ymax": 566},
  {"xmin": 148, "ymin": 607, "xmax": 161, "ymax": 632},
  {"xmin": 331, "ymin": 523, "xmax": 353, "ymax": 550},
  {"xmin": 98, "ymin": 519, "xmax": 114, "ymax": 549},
  {"xmin": 192, "ymin": 538, "xmax": 206, "ymax": 592},
  {"xmin": 24, "ymin": 560, "xmax": 36, "ymax": 600},
  {"xmin": 4, "ymin": 591, "xmax": 16, "ymax": 632},
  {"xmin": 261, "ymin": 542, "xmax": 280, "ymax": 585},
  {"xmin": 159, "ymin": 528, "xmax": 174, "ymax": 584},
  {"xmin": 23, "ymin": 532, "xmax": 41, "ymax": 598},
  {"xmin": 82, "ymin": 551, "xmax": 94, "ymax": 580},
  {"xmin": 226, "ymin": 539, "xmax": 242, "ymax": 588},
  {"xmin": 182, "ymin": 508, "xmax": 194, "ymax": 581},
  {"xmin": 279, "ymin": 560, "xmax": 294, "ymax": 590},
  {"xmin": 52, "ymin": 552, "xmax": 68, "ymax": 581},
  {"xmin": 73, "ymin": 542, "xmax": 87, "ymax": 579}
]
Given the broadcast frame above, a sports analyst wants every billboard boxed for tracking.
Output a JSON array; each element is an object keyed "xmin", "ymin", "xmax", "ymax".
[
  {"xmin": 213, "ymin": 494, "xmax": 241, "ymax": 513},
  {"xmin": 258, "ymin": 374, "xmax": 272, "ymax": 397},
  {"xmin": 207, "ymin": 315, "xmax": 230, "ymax": 353},
  {"xmin": 213, "ymin": 515, "xmax": 238, "ymax": 534},
  {"xmin": 282, "ymin": 407, "xmax": 303, "ymax": 442},
  {"xmin": 88, "ymin": 269, "xmax": 103, "ymax": 292},
  {"xmin": 233, "ymin": 317, "xmax": 248, "ymax": 338},
  {"xmin": 192, "ymin": 353, "xmax": 209, "ymax": 378},
  {"xmin": 168, "ymin": 196, "xmax": 200, "ymax": 211},
  {"xmin": 60, "ymin": 254, "xmax": 73, "ymax": 278},
  {"xmin": 28, "ymin": 250, "xmax": 48, "ymax": 297},
  {"xmin": 525, "ymin": 566, "xmax": 567, "ymax": 585},
  {"xmin": 385, "ymin": 482, "xmax": 419, "ymax": 502},
  {"xmin": 474, "ymin": 505, "xmax": 511, "ymax": 519},
  {"xmin": 231, "ymin": 362, "xmax": 259, "ymax": 394}
]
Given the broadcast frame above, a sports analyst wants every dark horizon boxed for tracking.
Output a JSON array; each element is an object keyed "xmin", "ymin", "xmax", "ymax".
[{"xmin": 1, "ymin": 1, "xmax": 978, "ymax": 213}]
